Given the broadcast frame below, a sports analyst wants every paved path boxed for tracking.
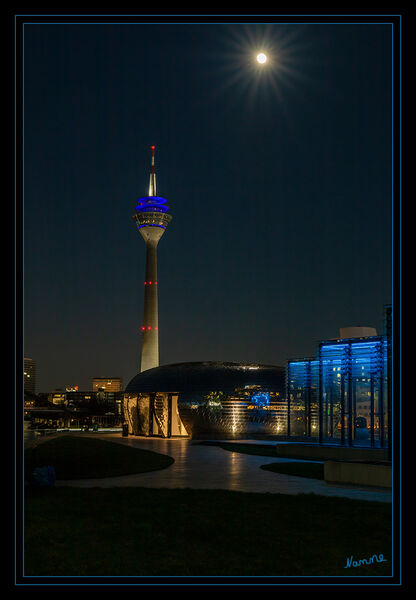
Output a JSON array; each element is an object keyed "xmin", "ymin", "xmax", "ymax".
[{"xmin": 54, "ymin": 434, "xmax": 392, "ymax": 503}]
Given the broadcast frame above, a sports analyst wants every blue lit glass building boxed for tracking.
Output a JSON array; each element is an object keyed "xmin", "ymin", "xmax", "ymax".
[{"xmin": 287, "ymin": 307, "xmax": 391, "ymax": 448}]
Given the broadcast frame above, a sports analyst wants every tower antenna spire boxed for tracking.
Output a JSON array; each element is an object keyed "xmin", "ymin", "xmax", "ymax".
[{"xmin": 149, "ymin": 145, "xmax": 156, "ymax": 196}]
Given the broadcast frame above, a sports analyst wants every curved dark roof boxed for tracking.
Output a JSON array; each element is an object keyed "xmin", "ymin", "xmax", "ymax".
[{"xmin": 125, "ymin": 361, "xmax": 285, "ymax": 393}]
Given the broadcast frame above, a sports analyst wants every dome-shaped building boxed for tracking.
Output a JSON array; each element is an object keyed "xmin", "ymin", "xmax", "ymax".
[{"xmin": 123, "ymin": 361, "xmax": 286, "ymax": 439}]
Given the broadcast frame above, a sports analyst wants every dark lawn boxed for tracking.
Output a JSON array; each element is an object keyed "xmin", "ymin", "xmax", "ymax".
[
  {"xmin": 24, "ymin": 487, "xmax": 392, "ymax": 577},
  {"xmin": 25, "ymin": 435, "xmax": 174, "ymax": 479},
  {"xmin": 260, "ymin": 461, "xmax": 325, "ymax": 480}
]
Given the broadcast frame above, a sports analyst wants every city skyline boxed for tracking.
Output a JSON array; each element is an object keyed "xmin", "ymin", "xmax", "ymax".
[{"xmin": 23, "ymin": 21, "xmax": 393, "ymax": 392}]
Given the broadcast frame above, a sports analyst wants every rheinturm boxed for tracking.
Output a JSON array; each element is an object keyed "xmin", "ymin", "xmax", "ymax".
[{"xmin": 132, "ymin": 146, "xmax": 172, "ymax": 372}]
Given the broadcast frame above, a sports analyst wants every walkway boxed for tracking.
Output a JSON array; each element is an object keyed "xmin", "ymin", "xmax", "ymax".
[{"xmin": 55, "ymin": 434, "xmax": 392, "ymax": 503}]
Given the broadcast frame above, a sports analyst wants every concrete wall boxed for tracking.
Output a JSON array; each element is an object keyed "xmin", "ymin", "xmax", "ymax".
[{"xmin": 324, "ymin": 461, "xmax": 392, "ymax": 488}]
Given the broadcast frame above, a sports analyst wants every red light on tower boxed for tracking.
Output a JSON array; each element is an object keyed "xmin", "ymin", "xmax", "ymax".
[{"xmin": 147, "ymin": 326, "xmax": 151, "ymax": 330}]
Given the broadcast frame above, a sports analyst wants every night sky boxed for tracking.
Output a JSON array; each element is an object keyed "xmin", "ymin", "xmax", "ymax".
[{"xmin": 23, "ymin": 21, "xmax": 392, "ymax": 392}]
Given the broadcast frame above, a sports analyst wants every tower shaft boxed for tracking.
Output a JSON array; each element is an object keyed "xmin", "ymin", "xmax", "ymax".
[{"xmin": 141, "ymin": 240, "xmax": 159, "ymax": 372}]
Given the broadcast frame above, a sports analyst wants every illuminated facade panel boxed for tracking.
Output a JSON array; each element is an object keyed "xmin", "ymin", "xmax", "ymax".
[{"xmin": 123, "ymin": 392, "xmax": 186, "ymax": 438}]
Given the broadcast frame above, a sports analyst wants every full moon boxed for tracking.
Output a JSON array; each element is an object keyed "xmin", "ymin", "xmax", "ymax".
[{"xmin": 256, "ymin": 53, "xmax": 267, "ymax": 64}]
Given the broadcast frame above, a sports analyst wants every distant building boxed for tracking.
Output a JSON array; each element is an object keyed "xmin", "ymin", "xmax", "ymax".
[
  {"xmin": 24, "ymin": 390, "xmax": 37, "ymax": 413},
  {"xmin": 67, "ymin": 390, "xmax": 123, "ymax": 416},
  {"xmin": 35, "ymin": 390, "xmax": 124, "ymax": 429},
  {"xmin": 49, "ymin": 391, "xmax": 66, "ymax": 406},
  {"xmin": 92, "ymin": 378, "xmax": 123, "ymax": 392},
  {"xmin": 24, "ymin": 358, "xmax": 36, "ymax": 394}
]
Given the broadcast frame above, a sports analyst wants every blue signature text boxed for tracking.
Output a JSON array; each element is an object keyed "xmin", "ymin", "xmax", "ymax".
[{"xmin": 344, "ymin": 554, "xmax": 388, "ymax": 568}]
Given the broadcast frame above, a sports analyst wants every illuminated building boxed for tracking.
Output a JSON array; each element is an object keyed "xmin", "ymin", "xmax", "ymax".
[
  {"xmin": 24, "ymin": 357, "xmax": 36, "ymax": 394},
  {"xmin": 286, "ymin": 307, "xmax": 391, "ymax": 448},
  {"xmin": 123, "ymin": 362, "xmax": 286, "ymax": 439},
  {"xmin": 66, "ymin": 390, "xmax": 123, "ymax": 419},
  {"xmin": 132, "ymin": 146, "xmax": 172, "ymax": 372},
  {"xmin": 49, "ymin": 391, "xmax": 66, "ymax": 406},
  {"xmin": 92, "ymin": 378, "xmax": 122, "ymax": 392}
]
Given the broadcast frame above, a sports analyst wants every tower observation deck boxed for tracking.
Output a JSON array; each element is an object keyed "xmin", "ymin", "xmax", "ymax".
[{"xmin": 133, "ymin": 146, "xmax": 172, "ymax": 372}]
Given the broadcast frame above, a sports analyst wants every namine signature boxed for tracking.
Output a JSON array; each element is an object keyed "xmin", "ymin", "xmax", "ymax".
[{"xmin": 344, "ymin": 554, "xmax": 388, "ymax": 568}]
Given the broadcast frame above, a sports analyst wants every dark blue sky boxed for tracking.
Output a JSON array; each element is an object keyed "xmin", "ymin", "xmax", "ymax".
[{"xmin": 23, "ymin": 22, "xmax": 392, "ymax": 392}]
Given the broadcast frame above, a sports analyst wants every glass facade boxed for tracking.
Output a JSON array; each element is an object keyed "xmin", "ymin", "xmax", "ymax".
[
  {"xmin": 178, "ymin": 386, "xmax": 287, "ymax": 438},
  {"xmin": 287, "ymin": 336, "xmax": 389, "ymax": 447},
  {"xmin": 287, "ymin": 360, "xmax": 319, "ymax": 438}
]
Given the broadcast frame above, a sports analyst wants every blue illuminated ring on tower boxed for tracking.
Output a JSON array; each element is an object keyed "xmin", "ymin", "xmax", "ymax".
[{"xmin": 136, "ymin": 196, "xmax": 170, "ymax": 213}]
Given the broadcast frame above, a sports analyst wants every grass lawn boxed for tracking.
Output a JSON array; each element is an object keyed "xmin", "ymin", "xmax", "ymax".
[
  {"xmin": 260, "ymin": 462, "xmax": 324, "ymax": 480},
  {"xmin": 24, "ymin": 487, "xmax": 391, "ymax": 577},
  {"xmin": 25, "ymin": 435, "xmax": 174, "ymax": 479}
]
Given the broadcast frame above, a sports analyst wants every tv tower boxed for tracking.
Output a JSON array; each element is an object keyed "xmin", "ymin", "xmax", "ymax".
[{"xmin": 132, "ymin": 146, "xmax": 172, "ymax": 372}]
